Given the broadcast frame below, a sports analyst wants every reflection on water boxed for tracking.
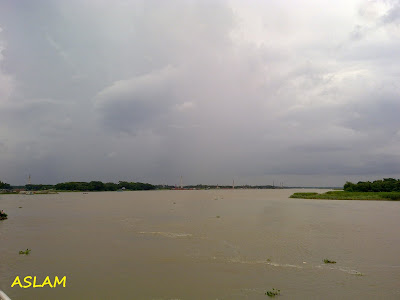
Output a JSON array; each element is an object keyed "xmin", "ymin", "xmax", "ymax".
[{"xmin": 0, "ymin": 190, "xmax": 399, "ymax": 299}]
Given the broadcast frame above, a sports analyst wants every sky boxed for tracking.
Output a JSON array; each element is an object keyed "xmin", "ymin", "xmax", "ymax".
[{"xmin": 0, "ymin": 0, "xmax": 400, "ymax": 187}]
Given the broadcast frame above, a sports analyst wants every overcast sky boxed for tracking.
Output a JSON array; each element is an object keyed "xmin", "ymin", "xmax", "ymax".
[{"xmin": 1, "ymin": 0, "xmax": 400, "ymax": 186}]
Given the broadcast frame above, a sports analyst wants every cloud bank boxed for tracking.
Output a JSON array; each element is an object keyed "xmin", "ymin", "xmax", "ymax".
[{"xmin": 1, "ymin": 0, "xmax": 400, "ymax": 186}]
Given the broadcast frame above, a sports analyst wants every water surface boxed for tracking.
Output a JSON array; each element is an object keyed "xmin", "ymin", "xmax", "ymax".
[{"xmin": 1, "ymin": 190, "xmax": 399, "ymax": 299}]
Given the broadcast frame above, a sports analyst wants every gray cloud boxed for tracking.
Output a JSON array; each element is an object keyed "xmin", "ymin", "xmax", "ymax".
[
  {"xmin": 95, "ymin": 66, "xmax": 180, "ymax": 133},
  {"xmin": 1, "ymin": 0, "xmax": 400, "ymax": 186},
  {"xmin": 382, "ymin": 1, "xmax": 400, "ymax": 24}
]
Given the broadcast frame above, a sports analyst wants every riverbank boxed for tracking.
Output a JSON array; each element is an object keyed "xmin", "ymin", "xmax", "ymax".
[{"xmin": 290, "ymin": 191, "xmax": 400, "ymax": 200}]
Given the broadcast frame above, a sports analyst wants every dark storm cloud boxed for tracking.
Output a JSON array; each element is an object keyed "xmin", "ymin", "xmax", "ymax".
[
  {"xmin": 94, "ymin": 66, "xmax": 180, "ymax": 133},
  {"xmin": 1, "ymin": 0, "xmax": 400, "ymax": 186},
  {"xmin": 264, "ymin": 154, "xmax": 400, "ymax": 176},
  {"xmin": 344, "ymin": 98, "xmax": 400, "ymax": 134}
]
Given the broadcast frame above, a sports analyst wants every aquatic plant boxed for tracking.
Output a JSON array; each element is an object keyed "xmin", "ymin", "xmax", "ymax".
[
  {"xmin": 0, "ymin": 211, "xmax": 8, "ymax": 220},
  {"xmin": 19, "ymin": 249, "xmax": 31, "ymax": 255},
  {"xmin": 323, "ymin": 259, "xmax": 336, "ymax": 264},
  {"xmin": 265, "ymin": 288, "xmax": 280, "ymax": 297},
  {"xmin": 216, "ymin": 215, "xmax": 221, "ymax": 218}
]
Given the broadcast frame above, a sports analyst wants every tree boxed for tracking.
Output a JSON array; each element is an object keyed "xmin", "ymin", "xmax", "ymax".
[
  {"xmin": 354, "ymin": 181, "xmax": 372, "ymax": 192},
  {"xmin": 0, "ymin": 181, "xmax": 11, "ymax": 189},
  {"xmin": 371, "ymin": 180, "xmax": 383, "ymax": 192},
  {"xmin": 343, "ymin": 181, "xmax": 356, "ymax": 192},
  {"xmin": 104, "ymin": 182, "xmax": 118, "ymax": 191},
  {"xmin": 88, "ymin": 181, "xmax": 105, "ymax": 191},
  {"xmin": 344, "ymin": 178, "xmax": 400, "ymax": 193}
]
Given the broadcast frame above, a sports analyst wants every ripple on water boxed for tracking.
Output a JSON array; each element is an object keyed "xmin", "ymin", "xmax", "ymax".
[
  {"xmin": 139, "ymin": 231, "xmax": 193, "ymax": 238},
  {"xmin": 119, "ymin": 217, "xmax": 143, "ymax": 229}
]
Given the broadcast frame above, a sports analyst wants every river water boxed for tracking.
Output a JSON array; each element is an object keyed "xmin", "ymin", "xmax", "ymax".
[{"xmin": 0, "ymin": 189, "xmax": 399, "ymax": 299}]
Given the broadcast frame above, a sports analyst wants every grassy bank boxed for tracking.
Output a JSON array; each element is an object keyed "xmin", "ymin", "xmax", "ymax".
[{"xmin": 290, "ymin": 191, "xmax": 400, "ymax": 200}]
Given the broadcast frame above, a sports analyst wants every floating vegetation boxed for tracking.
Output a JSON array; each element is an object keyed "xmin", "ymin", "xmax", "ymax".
[
  {"xmin": 265, "ymin": 288, "xmax": 280, "ymax": 297},
  {"xmin": 324, "ymin": 259, "xmax": 336, "ymax": 264},
  {"xmin": 19, "ymin": 249, "xmax": 31, "ymax": 255},
  {"xmin": 18, "ymin": 206, "xmax": 22, "ymax": 208},
  {"xmin": 0, "ymin": 210, "xmax": 7, "ymax": 220},
  {"xmin": 216, "ymin": 215, "xmax": 221, "ymax": 218}
]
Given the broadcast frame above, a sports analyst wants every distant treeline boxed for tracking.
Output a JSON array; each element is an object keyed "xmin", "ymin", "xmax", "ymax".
[
  {"xmin": 0, "ymin": 181, "xmax": 11, "ymax": 189},
  {"xmin": 184, "ymin": 184, "xmax": 279, "ymax": 189},
  {"xmin": 25, "ymin": 181, "xmax": 156, "ymax": 191},
  {"xmin": 344, "ymin": 178, "xmax": 400, "ymax": 192},
  {"xmin": 25, "ymin": 184, "xmax": 54, "ymax": 191}
]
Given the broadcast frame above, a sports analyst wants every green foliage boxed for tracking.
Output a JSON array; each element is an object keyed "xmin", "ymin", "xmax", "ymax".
[
  {"xmin": 19, "ymin": 249, "xmax": 31, "ymax": 255},
  {"xmin": 54, "ymin": 181, "xmax": 156, "ymax": 191},
  {"xmin": 104, "ymin": 182, "xmax": 118, "ymax": 191},
  {"xmin": 0, "ymin": 181, "xmax": 11, "ymax": 189},
  {"xmin": 25, "ymin": 184, "xmax": 54, "ymax": 191},
  {"xmin": 117, "ymin": 181, "xmax": 155, "ymax": 190},
  {"xmin": 323, "ymin": 259, "xmax": 336, "ymax": 264},
  {"xmin": 343, "ymin": 178, "xmax": 400, "ymax": 192},
  {"xmin": 265, "ymin": 288, "xmax": 280, "ymax": 297},
  {"xmin": 290, "ymin": 191, "xmax": 400, "ymax": 200},
  {"xmin": 289, "ymin": 192, "xmax": 318, "ymax": 198},
  {"xmin": 88, "ymin": 181, "xmax": 105, "ymax": 191},
  {"xmin": 380, "ymin": 193, "xmax": 400, "ymax": 200}
]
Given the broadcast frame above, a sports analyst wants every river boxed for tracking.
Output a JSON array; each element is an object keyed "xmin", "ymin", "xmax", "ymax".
[{"xmin": 1, "ymin": 189, "xmax": 399, "ymax": 299}]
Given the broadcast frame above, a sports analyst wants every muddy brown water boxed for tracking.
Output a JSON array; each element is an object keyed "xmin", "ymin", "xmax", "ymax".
[{"xmin": 1, "ymin": 190, "xmax": 399, "ymax": 299}]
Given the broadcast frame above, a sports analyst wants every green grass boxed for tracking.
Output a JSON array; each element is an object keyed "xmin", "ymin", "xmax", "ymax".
[
  {"xmin": 290, "ymin": 191, "xmax": 400, "ymax": 200},
  {"xmin": 34, "ymin": 190, "xmax": 58, "ymax": 194}
]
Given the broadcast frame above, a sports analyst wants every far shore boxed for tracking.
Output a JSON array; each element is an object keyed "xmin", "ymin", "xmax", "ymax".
[{"xmin": 290, "ymin": 191, "xmax": 400, "ymax": 201}]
